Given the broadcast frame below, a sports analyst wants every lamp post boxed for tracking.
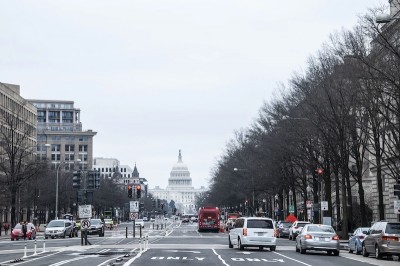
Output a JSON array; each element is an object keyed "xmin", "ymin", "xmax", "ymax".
[
  {"xmin": 288, "ymin": 189, "xmax": 293, "ymax": 215},
  {"xmin": 233, "ymin": 168, "xmax": 254, "ymax": 215},
  {"xmin": 275, "ymin": 194, "xmax": 279, "ymax": 221},
  {"xmin": 55, "ymin": 161, "xmax": 62, "ymax": 219}
]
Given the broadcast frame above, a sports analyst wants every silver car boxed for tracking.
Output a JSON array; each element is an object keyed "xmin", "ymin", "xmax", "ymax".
[
  {"xmin": 44, "ymin": 219, "xmax": 74, "ymax": 239},
  {"xmin": 362, "ymin": 221, "xmax": 400, "ymax": 259},
  {"xmin": 348, "ymin": 227, "xmax": 369, "ymax": 255},
  {"xmin": 295, "ymin": 224, "xmax": 340, "ymax": 256}
]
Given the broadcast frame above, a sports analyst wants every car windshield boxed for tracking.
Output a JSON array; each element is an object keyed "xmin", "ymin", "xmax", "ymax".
[
  {"xmin": 360, "ymin": 227, "xmax": 369, "ymax": 234},
  {"xmin": 297, "ymin": 223, "xmax": 309, "ymax": 227},
  {"xmin": 307, "ymin": 225, "xmax": 335, "ymax": 233},
  {"xmin": 386, "ymin": 223, "xmax": 400, "ymax": 234},
  {"xmin": 136, "ymin": 219, "xmax": 143, "ymax": 223},
  {"xmin": 281, "ymin": 223, "xmax": 292, "ymax": 228},
  {"xmin": 247, "ymin": 219, "xmax": 273, "ymax": 229},
  {"xmin": 47, "ymin": 221, "xmax": 65, "ymax": 227},
  {"xmin": 91, "ymin": 220, "xmax": 101, "ymax": 225}
]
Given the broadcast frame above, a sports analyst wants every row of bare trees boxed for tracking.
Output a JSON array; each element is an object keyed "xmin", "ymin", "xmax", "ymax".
[{"xmin": 206, "ymin": 6, "xmax": 400, "ymax": 238}]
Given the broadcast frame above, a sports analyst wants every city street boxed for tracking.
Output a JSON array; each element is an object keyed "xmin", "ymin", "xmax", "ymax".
[{"xmin": 0, "ymin": 220, "xmax": 398, "ymax": 266}]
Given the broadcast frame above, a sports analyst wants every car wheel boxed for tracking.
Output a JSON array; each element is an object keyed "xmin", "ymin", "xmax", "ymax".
[
  {"xmin": 375, "ymin": 245, "xmax": 383, "ymax": 259},
  {"xmin": 348, "ymin": 244, "xmax": 353, "ymax": 253},
  {"xmin": 327, "ymin": 250, "xmax": 332, "ymax": 255},
  {"xmin": 69, "ymin": 231, "xmax": 72, "ymax": 238},
  {"xmin": 362, "ymin": 244, "xmax": 369, "ymax": 257},
  {"xmin": 259, "ymin": 246, "xmax": 263, "ymax": 250},
  {"xmin": 355, "ymin": 243, "xmax": 362, "ymax": 255},
  {"xmin": 228, "ymin": 236, "xmax": 233, "ymax": 248},
  {"xmin": 288, "ymin": 234, "xmax": 292, "ymax": 240},
  {"xmin": 295, "ymin": 242, "xmax": 299, "ymax": 252},
  {"xmin": 300, "ymin": 242, "xmax": 306, "ymax": 254},
  {"xmin": 270, "ymin": 246, "xmax": 276, "ymax": 252},
  {"xmin": 292, "ymin": 234, "xmax": 296, "ymax": 241},
  {"xmin": 45, "ymin": 236, "xmax": 48, "ymax": 239},
  {"xmin": 333, "ymin": 250, "xmax": 339, "ymax": 256},
  {"xmin": 11, "ymin": 238, "xmax": 14, "ymax": 241},
  {"xmin": 238, "ymin": 238, "xmax": 244, "ymax": 250}
]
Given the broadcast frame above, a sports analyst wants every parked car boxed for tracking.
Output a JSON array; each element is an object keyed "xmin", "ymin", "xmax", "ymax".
[
  {"xmin": 87, "ymin": 219, "xmax": 105, "ymax": 236},
  {"xmin": 362, "ymin": 221, "xmax": 400, "ymax": 259},
  {"xmin": 348, "ymin": 227, "xmax": 369, "ymax": 255},
  {"xmin": 11, "ymin": 222, "xmax": 36, "ymax": 241},
  {"xmin": 45, "ymin": 219, "xmax": 75, "ymax": 239},
  {"xmin": 277, "ymin": 222, "xmax": 292, "ymax": 238},
  {"xmin": 289, "ymin": 221, "xmax": 310, "ymax": 240},
  {"xmin": 135, "ymin": 219, "xmax": 145, "ymax": 228},
  {"xmin": 228, "ymin": 217, "xmax": 276, "ymax": 251},
  {"xmin": 295, "ymin": 224, "xmax": 340, "ymax": 256},
  {"xmin": 143, "ymin": 216, "xmax": 148, "ymax": 222}
]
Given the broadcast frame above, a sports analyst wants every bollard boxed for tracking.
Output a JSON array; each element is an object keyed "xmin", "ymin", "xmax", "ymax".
[
  {"xmin": 43, "ymin": 238, "xmax": 46, "ymax": 253},
  {"xmin": 157, "ymin": 224, "xmax": 159, "ymax": 230},
  {"xmin": 140, "ymin": 226, "xmax": 142, "ymax": 238},
  {"xmin": 34, "ymin": 239, "xmax": 37, "ymax": 255},
  {"xmin": 139, "ymin": 238, "xmax": 142, "ymax": 253},
  {"xmin": 153, "ymin": 223, "xmax": 154, "ymax": 230},
  {"xmin": 161, "ymin": 224, "xmax": 163, "ymax": 230},
  {"xmin": 126, "ymin": 227, "xmax": 128, "ymax": 238},
  {"xmin": 81, "ymin": 229, "xmax": 84, "ymax": 246},
  {"xmin": 133, "ymin": 220, "xmax": 135, "ymax": 238},
  {"xmin": 146, "ymin": 235, "xmax": 149, "ymax": 251},
  {"xmin": 23, "ymin": 241, "xmax": 27, "ymax": 258}
]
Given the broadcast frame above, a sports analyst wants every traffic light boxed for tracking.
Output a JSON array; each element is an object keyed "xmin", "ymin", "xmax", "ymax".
[
  {"xmin": 152, "ymin": 199, "xmax": 156, "ymax": 208},
  {"xmin": 87, "ymin": 171, "xmax": 94, "ymax": 189},
  {"xmin": 316, "ymin": 168, "xmax": 324, "ymax": 175},
  {"xmin": 128, "ymin": 185, "xmax": 133, "ymax": 198},
  {"xmin": 136, "ymin": 185, "xmax": 141, "ymax": 199},
  {"xmin": 139, "ymin": 202, "xmax": 144, "ymax": 211},
  {"xmin": 94, "ymin": 170, "xmax": 101, "ymax": 189},
  {"xmin": 394, "ymin": 180, "xmax": 400, "ymax": 198},
  {"xmin": 72, "ymin": 171, "xmax": 81, "ymax": 189}
]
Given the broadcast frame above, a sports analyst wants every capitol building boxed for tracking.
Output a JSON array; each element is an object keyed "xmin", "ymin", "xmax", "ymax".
[{"xmin": 149, "ymin": 150, "xmax": 207, "ymax": 214}]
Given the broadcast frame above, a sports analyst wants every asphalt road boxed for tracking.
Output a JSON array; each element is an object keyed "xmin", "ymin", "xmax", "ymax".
[{"xmin": 0, "ymin": 220, "xmax": 398, "ymax": 266}]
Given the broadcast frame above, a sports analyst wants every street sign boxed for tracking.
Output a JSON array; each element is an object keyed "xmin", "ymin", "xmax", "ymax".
[
  {"xmin": 130, "ymin": 212, "xmax": 138, "ymax": 221},
  {"xmin": 394, "ymin": 200, "xmax": 400, "ymax": 214},
  {"xmin": 320, "ymin": 201, "xmax": 328, "ymax": 211},
  {"xmin": 130, "ymin": 201, "xmax": 139, "ymax": 212},
  {"xmin": 289, "ymin": 205, "xmax": 294, "ymax": 213},
  {"xmin": 78, "ymin": 204, "xmax": 92, "ymax": 219},
  {"xmin": 81, "ymin": 219, "xmax": 91, "ymax": 229}
]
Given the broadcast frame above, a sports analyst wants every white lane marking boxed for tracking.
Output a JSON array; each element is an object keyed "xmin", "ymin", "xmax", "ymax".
[
  {"xmin": 165, "ymin": 250, "xmax": 201, "ymax": 253},
  {"xmin": 0, "ymin": 251, "xmax": 63, "ymax": 265},
  {"xmin": 273, "ymin": 252, "xmax": 312, "ymax": 266},
  {"xmin": 212, "ymin": 248, "xmax": 230, "ymax": 266},
  {"xmin": 49, "ymin": 256, "xmax": 87, "ymax": 266}
]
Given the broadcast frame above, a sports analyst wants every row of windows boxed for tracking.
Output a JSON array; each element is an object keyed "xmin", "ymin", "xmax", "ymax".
[
  {"xmin": 93, "ymin": 167, "xmax": 128, "ymax": 172},
  {"xmin": 50, "ymin": 144, "xmax": 88, "ymax": 152},
  {"xmin": 0, "ymin": 88, "xmax": 36, "ymax": 126},
  {"xmin": 33, "ymin": 102, "xmax": 74, "ymax": 109},
  {"xmin": 50, "ymin": 153, "xmax": 88, "ymax": 161}
]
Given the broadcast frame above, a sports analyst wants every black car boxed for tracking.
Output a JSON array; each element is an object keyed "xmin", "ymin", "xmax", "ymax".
[
  {"xmin": 277, "ymin": 222, "xmax": 292, "ymax": 238},
  {"xmin": 87, "ymin": 219, "xmax": 105, "ymax": 237}
]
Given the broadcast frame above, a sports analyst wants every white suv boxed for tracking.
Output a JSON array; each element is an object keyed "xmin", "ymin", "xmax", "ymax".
[
  {"xmin": 228, "ymin": 217, "xmax": 277, "ymax": 251},
  {"xmin": 289, "ymin": 221, "xmax": 310, "ymax": 240}
]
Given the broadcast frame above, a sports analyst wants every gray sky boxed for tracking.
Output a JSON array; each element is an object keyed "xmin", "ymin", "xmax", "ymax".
[{"xmin": 1, "ymin": 0, "xmax": 382, "ymax": 189}]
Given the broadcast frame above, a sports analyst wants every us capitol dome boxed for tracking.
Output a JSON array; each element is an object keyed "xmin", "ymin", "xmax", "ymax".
[{"xmin": 149, "ymin": 150, "xmax": 206, "ymax": 214}]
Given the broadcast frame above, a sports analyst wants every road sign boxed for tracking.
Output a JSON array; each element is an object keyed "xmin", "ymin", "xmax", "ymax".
[
  {"xmin": 130, "ymin": 201, "xmax": 139, "ymax": 212},
  {"xmin": 289, "ymin": 205, "xmax": 294, "ymax": 213},
  {"xmin": 320, "ymin": 201, "xmax": 328, "ymax": 211},
  {"xmin": 78, "ymin": 204, "xmax": 92, "ymax": 219},
  {"xmin": 394, "ymin": 200, "xmax": 400, "ymax": 214},
  {"xmin": 130, "ymin": 212, "xmax": 138, "ymax": 221},
  {"xmin": 81, "ymin": 219, "xmax": 91, "ymax": 229}
]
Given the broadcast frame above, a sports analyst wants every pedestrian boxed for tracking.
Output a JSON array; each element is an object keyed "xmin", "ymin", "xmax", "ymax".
[
  {"xmin": 22, "ymin": 221, "xmax": 27, "ymax": 240},
  {"xmin": 4, "ymin": 222, "xmax": 9, "ymax": 235}
]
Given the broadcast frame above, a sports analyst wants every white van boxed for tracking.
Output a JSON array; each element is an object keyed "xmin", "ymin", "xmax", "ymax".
[{"xmin": 229, "ymin": 217, "xmax": 277, "ymax": 251}]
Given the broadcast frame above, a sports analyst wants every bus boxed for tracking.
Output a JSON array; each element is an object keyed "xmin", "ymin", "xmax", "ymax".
[{"xmin": 197, "ymin": 206, "xmax": 220, "ymax": 232}]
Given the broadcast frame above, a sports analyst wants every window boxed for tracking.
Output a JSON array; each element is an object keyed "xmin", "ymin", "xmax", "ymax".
[
  {"xmin": 65, "ymin": 145, "xmax": 74, "ymax": 152},
  {"xmin": 79, "ymin": 145, "xmax": 88, "ymax": 152},
  {"xmin": 51, "ymin": 144, "xmax": 61, "ymax": 152},
  {"xmin": 79, "ymin": 136, "xmax": 88, "ymax": 142},
  {"xmin": 51, "ymin": 154, "xmax": 60, "ymax": 161}
]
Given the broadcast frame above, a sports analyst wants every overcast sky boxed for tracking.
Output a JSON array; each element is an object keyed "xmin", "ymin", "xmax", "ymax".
[{"xmin": 1, "ymin": 0, "xmax": 383, "ymax": 189}]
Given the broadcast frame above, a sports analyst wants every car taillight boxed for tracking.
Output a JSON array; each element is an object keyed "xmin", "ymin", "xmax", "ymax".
[
  {"xmin": 332, "ymin": 235, "xmax": 339, "ymax": 240},
  {"xmin": 382, "ymin": 236, "xmax": 399, "ymax": 241},
  {"xmin": 304, "ymin": 234, "xmax": 313, "ymax": 239},
  {"xmin": 243, "ymin": 228, "xmax": 247, "ymax": 236},
  {"xmin": 274, "ymin": 229, "xmax": 277, "ymax": 237},
  {"xmin": 359, "ymin": 236, "xmax": 364, "ymax": 240}
]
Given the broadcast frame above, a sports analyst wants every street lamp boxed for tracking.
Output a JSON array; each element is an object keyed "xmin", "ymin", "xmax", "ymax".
[
  {"xmin": 275, "ymin": 194, "xmax": 279, "ymax": 220},
  {"xmin": 55, "ymin": 161, "xmax": 63, "ymax": 219},
  {"xmin": 233, "ymin": 168, "xmax": 255, "ymax": 215}
]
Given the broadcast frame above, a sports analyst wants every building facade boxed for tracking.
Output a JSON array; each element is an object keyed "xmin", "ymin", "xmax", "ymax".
[
  {"xmin": 28, "ymin": 99, "xmax": 96, "ymax": 170},
  {"xmin": 0, "ymin": 83, "xmax": 37, "ymax": 224},
  {"xmin": 148, "ymin": 150, "xmax": 206, "ymax": 214}
]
